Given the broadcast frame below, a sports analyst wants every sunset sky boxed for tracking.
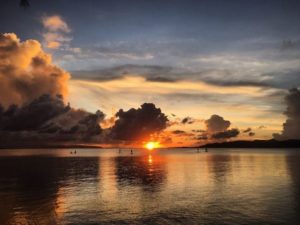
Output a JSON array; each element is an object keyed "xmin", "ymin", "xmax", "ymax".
[{"xmin": 1, "ymin": 0, "xmax": 300, "ymax": 147}]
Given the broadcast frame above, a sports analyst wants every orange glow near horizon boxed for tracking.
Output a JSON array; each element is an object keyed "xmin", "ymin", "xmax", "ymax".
[{"xmin": 145, "ymin": 142, "xmax": 160, "ymax": 150}]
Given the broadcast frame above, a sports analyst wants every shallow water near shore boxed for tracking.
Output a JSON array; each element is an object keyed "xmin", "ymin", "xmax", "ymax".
[{"xmin": 0, "ymin": 148, "xmax": 300, "ymax": 225}]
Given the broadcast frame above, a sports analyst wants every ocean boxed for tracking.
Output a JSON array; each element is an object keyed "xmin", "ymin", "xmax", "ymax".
[{"xmin": 0, "ymin": 148, "xmax": 299, "ymax": 225}]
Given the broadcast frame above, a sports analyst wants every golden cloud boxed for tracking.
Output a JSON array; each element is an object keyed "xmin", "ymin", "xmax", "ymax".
[
  {"xmin": 42, "ymin": 15, "xmax": 71, "ymax": 33},
  {"xmin": 0, "ymin": 33, "xmax": 70, "ymax": 107},
  {"xmin": 41, "ymin": 15, "xmax": 72, "ymax": 49}
]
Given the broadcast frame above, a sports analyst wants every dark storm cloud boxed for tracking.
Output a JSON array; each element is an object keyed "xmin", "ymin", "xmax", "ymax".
[
  {"xmin": 205, "ymin": 115, "xmax": 231, "ymax": 133},
  {"xmin": 41, "ymin": 108, "xmax": 104, "ymax": 138},
  {"xmin": 212, "ymin": 128, "xmax": 240, "ymax": 139},
  {"xmin": 0, "ymin": 95, "xmax": 170, "ymax": 145},
  {"xmin": 274, "ymin": 88, "xmax": 300, "ymax": 140},
  {"xmin": 109, "ymin": 103, "xmax": 168, "ymax": 142},
  {"xmin": 0, "ymin": 94, "xmax": 68, "ymax": 131},
  {"xmin": 0, "ymin": 95, "xmax": 104, "ymax": 144}
]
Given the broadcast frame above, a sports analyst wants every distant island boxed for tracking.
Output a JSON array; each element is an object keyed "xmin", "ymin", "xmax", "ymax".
[{"xmin": 200, "ymin": 139, "xmax": 300, "ymax": 148}]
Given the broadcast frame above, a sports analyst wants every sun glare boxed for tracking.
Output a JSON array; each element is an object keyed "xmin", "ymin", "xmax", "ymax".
[{"xmin": 145, "ymin": 142, "xmax": 159, "ymax": 150}]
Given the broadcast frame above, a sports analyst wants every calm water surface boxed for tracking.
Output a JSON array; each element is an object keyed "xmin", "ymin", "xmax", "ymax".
[{"xmin": 0, "ymin": 148, "xmax": 300, "ymax": 225}]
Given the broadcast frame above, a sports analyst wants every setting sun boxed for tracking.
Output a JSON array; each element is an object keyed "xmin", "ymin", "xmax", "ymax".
[{"xmin": 145, "ymin": 142, "xmax": 159, "ymax": 150}]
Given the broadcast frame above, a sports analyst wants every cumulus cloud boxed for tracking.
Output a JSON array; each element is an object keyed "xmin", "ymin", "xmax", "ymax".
[
  {"xmin": 0, "ymin": 33, "xmax": 70, "ymax": 108},
  {"xmin": 205, "ymin": 114, "xmax": 231, "ymax": 133},
  {"xmin": 243, "ymin": 127, "xmax": 252, "ymax": 133},
  {"xmin": 42, "ymin": 15, "xmax": 72, "ymax": 49},
  {"xmin": 109, "ymin": 103, "xmax": 168, "ymax": 142},
  {"xmin": 181, "ymin": 117, "xmax": 195, "ymax": 124},
  {"xmin": 274, "ymin": 88, "xmax": 300, "ymax": 140},
  {"xmin": 248, "ymin": 132, "xmax": 255, "ymax": 137},
  {"xmin": 243, "ymin": 127, "xmax": 255, "ymax": 137},
  {"xmin": 197, "ymin": 114, "xmax": 240, "ymax": 141},
  {"xmin": 212, "ymin": 128, "xmax": 240, "ymax": 139}
]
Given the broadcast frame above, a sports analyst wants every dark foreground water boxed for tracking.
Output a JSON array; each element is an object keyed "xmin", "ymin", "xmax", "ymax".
[{"xmin": 0, "ymin": 148, "xmax": 300, "ymax": 225}]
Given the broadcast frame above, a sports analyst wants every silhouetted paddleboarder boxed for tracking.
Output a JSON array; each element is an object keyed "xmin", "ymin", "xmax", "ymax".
[{"xmin": 131, "ymin": 149, "xmax": 133, "ymax": 155}]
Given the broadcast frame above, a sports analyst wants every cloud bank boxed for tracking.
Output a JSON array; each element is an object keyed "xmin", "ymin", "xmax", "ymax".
[{"xmin": 0, "ymin": 94, "xmax": 104, "ymax": 146}]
